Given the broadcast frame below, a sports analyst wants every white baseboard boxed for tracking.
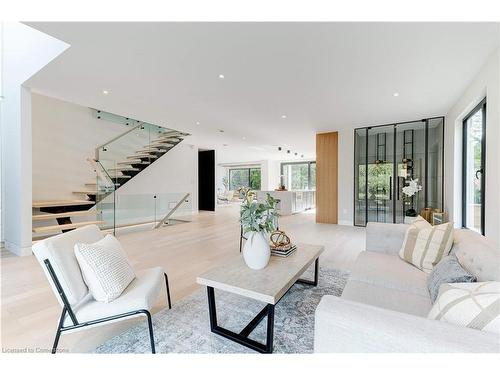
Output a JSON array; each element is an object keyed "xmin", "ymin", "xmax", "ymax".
[{"xmin": 4, "ymin": 240, "xmax": 32, "ymax": 257}]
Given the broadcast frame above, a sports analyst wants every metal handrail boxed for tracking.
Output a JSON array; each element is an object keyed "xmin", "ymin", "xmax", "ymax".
[
  {"xmin": 154, "ymin": 193, "xmax": 191, "ymax": 229},
  {"xmin": 94, "ymin": 123, "xmax": 143, "ymax": 160}
]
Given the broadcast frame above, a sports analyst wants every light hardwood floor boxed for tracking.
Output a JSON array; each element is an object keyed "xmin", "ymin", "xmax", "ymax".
[{"xmin": 1, "ymin": 204, "xmax": 365, "ymax": 353}]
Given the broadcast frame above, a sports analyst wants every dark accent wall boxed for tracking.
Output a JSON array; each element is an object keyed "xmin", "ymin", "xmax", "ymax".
[{"xmin": 198, "ymin": 150, "xmax": 216, "ymax": 211}]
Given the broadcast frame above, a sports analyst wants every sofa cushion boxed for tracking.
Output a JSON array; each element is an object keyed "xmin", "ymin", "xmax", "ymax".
[
  {"xmin": 427, "ymin": 254, "xmax": 476, "ymax": 302},
  {"xmin": 452, "ymin": 229, "xmax": 500, "ymax": 282},
  {"xmin": 428, "ymin": 281, "xmax": 500, "ymax": 334},
  {"xmin": 350, "ymin": 251, "xmax": 429, "ymax": 297},
  {"xmin": 342, "ymin": 279, "xmax": 431, "ymax": 317},
  {"xmin": 32, "ymin": 225, "xmax": 104, "ymax": 306},
  {"xmin": 65, "ymin": 267, "xmax": 163, "ymax": 325}
]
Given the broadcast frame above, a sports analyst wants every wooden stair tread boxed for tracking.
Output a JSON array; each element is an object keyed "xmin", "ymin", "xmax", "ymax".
[
  {"xmin": 33, "ymin": 211, "xmax": 94, "ymax": 221},
  {"xmin": 127, "ymin": 154, "xmax": 158, "ymax": 159},
  {"xmin": 73, "ymin": 190, "xmax": 98, "ymax": 194},
  {"xmin": 33, "ymin": 220, "xmax": 105, "ymax": 233},
  {"xmin": 108, "ymin": 167, "xmax": 140, "ymax": 171},
  {"xmin": 107, "ymin": 174, "xmax": 131, "ymax": 179},
  {"xmin": 33, "ymin": 200, "xmax": 95, "ymax": 208},
  {"xmin": 117, "ymin": 160, "xmax": 150, "ymax": 165},
  {"xmin": 85, "ymin": 182, "xmax": 120, "ymax": 187}
]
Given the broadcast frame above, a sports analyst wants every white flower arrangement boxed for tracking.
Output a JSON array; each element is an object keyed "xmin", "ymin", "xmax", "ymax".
[{"xmin": 402, "ymin": 178, "xmax": 422, "ymax": 197}]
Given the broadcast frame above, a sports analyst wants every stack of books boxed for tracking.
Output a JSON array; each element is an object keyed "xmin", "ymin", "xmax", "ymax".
[{"xmin": 271, "ymin": 244, "xmax": 297, "ymax": 258}]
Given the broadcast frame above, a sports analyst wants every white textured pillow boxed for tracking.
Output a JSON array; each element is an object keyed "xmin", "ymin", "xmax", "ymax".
[
  {"xmin": 74, "ymin": 234, "xmax": 135, "ymax": 303},
  {"xmin": 399, "ymin": 218, "xmax": 453, "ymax": 273},
  {"xmin": 428, "ymin": 282, "xmax": 500, "ymax": 334}
]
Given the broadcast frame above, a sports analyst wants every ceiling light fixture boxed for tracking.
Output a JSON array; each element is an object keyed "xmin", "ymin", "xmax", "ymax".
[
  {"xmin": 196, "ymin": 121, "xmax": 200, "ymax": 125},
  {"xmin": 281, "ymin": 115, "xmax": 287, "ymax": 119},
  {"xmin": 218, "ymin": 74, "xmax": 225, "ymax": 79},
  {"xmin": 242, "ymin": 137, "xmax": 246, "ymax": 140},
  {"xmin": 278, "ymin": 147, "xmax": 282, "ymax": 151},
  {"xmin": 393, "ymin": 92, "xmax": 400, "ymax": 97},
  {"xmin": 219, "ymin": 129, "xmax": 224, "ymax": 133},
  {"xmin": 295, "ymin": 153, "xmax": 298, "ymax": 156},
  {"xmin": 287, "ymin": 150, "xmax": 290, "ymax": 154},
  {"xmin": 102, "ymin": 90, "xmax": 109, "ymax": 95},
  {"xmin": 301, "ymin": 154, "xmax": 304, "ymax": 158}
]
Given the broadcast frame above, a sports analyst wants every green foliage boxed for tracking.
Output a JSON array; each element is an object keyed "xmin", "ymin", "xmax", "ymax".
[{"xmin": 240, "ymin": 193, "xmax": 280, "ymax": 234}]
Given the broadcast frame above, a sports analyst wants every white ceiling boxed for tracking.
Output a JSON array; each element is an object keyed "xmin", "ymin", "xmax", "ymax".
[{"xmin": 25, "ymin": 22, "xmax": 499, "ymax": 163}]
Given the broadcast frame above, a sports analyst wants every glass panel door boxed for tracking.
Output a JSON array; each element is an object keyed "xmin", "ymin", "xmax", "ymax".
[
  {"xmin": 463, "ymin": 100, "xmax": 486, "ymax": 235},
  {"xmin": 395, "ymin": 121, "xmax": 426, "ymax": 223},
  {"xmin": 354, "ymin": 129, "xmax": 367, "ymax": 225},
  {"xmin": 366, "ymin": 125, "xmax": 394, "ymax": 224}
]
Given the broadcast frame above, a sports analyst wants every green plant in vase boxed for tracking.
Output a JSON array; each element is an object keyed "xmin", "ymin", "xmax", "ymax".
[{"xmin": 240, "ymin": 193, "xmax": 280, "ymax": 269}]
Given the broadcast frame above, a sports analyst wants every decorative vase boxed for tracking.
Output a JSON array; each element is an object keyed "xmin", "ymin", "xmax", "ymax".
[{"xmin": 242, "ymin": 231, "xmax": 271, "ymax": 270}]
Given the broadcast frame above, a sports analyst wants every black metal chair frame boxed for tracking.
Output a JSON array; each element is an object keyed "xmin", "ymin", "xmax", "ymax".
[{"xmin": 44, "ymin": 259, "xmax": 171, "ymax": 354}]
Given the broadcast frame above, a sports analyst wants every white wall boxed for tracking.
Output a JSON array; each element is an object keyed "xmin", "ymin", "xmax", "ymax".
[
  {"xmin": 445, "ymin": 48, "xmax": 500, "ymax": 245},
  {"xmin": 337, "ymin": 129, "xmax": 354, "ymax": 225},
  {"xmin": 1, "ymin": 23, "xmax": 68, "ymax": 256},
  {"xmin": 31, "ymin": 92, "xmax": 199, "ymax": 214},
  {"xmin": 32, "ymin": 93, "xmax": 126, "ymax": 200},
  {"xmin": 117, "ymin": 143, "xmax": 198, "ymax": 211}
]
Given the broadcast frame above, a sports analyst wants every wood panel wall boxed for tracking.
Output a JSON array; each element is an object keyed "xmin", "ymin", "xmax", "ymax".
[{"xmin": 316, "ymin": 132, "xmax": 338, "ymax": 224}]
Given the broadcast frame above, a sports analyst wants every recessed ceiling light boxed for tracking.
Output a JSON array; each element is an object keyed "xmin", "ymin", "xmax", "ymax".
[
  {"xmin": 223, "ymin": 144, "xmax": 228, "ymax": 147},
  {"xmin": 281, "ymin": 115, "xmax": 287, "ymax": 119},
  {"xmin": 242, "ymin": 137, "xmax": 246, "ymax": 140},
  {"xmin": 196, "ymin": 121, "xmax": 200, "ymax": 125},
  {"xmin": 218, "ymin": 74, "xmax": 225, "ymax": 79},
  {"xmin": 278, "ymin": 147, "xmax": 282, "ymax": 151},
  {"xmin": 219, "ymin": 129, "xmax": 224, "ymax": 133},
  {"xmin": 393, "ymin": 92, "xmax": 400, "ymax": 97},
  {"xmin": 102, "ymin": 90, "xmax": 109, "ymax": 95},
  {"xmin": 301, "ymin": 154, "xmax": 304, "ymax": 158},
  {"xmin": 287, "ymin": 150, "xmax": 291, "ymax": 154}
]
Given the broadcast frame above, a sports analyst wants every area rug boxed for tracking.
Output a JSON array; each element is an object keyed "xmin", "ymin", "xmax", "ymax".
[{"xmin": 94, "ymin": 266, "xmax": 349, "ymax": 354}]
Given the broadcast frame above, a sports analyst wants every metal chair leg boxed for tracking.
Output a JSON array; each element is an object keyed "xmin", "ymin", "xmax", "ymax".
[
  {"xmin": 164, "ymin": 273, "xmax": 172, "ymax": 309},
  {"xmin": 144, "ymin": 310, "xmax": 156, "ymax": 354},
  {"xmin": 52, "ymin": 307, "xmax": 67, "ymax": 354}
]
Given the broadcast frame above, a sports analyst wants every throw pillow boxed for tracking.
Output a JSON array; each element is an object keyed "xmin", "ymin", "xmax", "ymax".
[
  {"xmin": 428, "ymin": 281, "xmax": 500, "ymax": 334},
  {"xmin": 74, "ymin": 234, "xmax": 135, "ymax": 303},
  {"xmin": 399, "ymin": 215, "xmax": 432, "ymax": 263},
  {"xmin": 427, "ymin": 254, "xmax": 477, "ymax": 302},
  {"xmin": 399, "ymin": 219, "xmax": 453, "ymax": 273}
]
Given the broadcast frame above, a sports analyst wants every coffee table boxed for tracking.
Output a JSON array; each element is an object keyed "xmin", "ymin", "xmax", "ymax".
[{"xmin": 196, "ymin": 243, "xmax": 324, "ymax": 353}]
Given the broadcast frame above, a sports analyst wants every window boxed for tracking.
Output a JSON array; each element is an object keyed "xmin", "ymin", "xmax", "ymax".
[
  {"xmin": 462, "ymin": 99, "xmax": 486, "ymax": 235},
  {"xmin": 229, "ymin": 168, "xmax": 261, "ymax": 190},
  {"xmin": 280, "ymin": 162, "xmax": 316, "ymax": 191}
]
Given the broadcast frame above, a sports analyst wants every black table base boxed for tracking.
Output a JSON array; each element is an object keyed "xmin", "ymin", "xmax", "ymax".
[{"xmin": 206, "ymin": 258, "xmax": 319, "ymax": 353}]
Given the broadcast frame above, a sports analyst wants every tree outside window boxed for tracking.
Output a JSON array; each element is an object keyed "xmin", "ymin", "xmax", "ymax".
[
  {"xmin": 281, "ymin": 162, "xmax": 316, "ymax": 190},
  {"xmin": 229, "ymin": 168, "xmax": 261, "ymax": 191}
]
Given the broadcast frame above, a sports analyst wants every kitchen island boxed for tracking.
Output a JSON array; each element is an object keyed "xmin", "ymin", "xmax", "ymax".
[{"xmin": 256, "ymin": 190, "xmax": 316, "ymax": 215}]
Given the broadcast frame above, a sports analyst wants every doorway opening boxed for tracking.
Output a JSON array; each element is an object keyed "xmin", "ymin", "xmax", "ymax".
[{"xmin": 198, "ymin": 150, "xmax": 216, "ymax": 211}]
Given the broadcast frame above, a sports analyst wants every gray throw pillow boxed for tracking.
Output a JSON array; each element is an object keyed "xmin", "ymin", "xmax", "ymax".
[{"xmin": 427, "ymin": 254, "xmax": 476, "ymax": 302}]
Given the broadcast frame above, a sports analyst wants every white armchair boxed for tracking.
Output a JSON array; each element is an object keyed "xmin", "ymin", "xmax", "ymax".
[{"xmin": 32, "ymin": 225, "xmax": 171, "ymax": 353}]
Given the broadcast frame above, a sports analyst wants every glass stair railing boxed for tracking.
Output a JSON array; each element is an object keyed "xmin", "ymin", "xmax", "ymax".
[{"xmin": 90, "ymin": 109, "xmax": 191, "ymax": 233}]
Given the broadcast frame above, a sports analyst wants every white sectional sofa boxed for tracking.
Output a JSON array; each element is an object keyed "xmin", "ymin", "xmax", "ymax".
[{"xmin": 314, "ymin": 222, "xmax": 500, "ymax": 352}]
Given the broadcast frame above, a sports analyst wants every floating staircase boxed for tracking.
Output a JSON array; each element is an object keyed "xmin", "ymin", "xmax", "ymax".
[{"xmin": 32, "ymin": 112, "xmax": 189, "ymax": 240}]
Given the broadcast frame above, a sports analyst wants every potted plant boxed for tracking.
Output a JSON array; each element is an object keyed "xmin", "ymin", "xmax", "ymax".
[
  {"xmin": 240, "ymin": 193, "xmax": 280, "ymax": 270},
  {"xmin": 402, "ymin": 178, "xmax": 422, "ymax": 222}
]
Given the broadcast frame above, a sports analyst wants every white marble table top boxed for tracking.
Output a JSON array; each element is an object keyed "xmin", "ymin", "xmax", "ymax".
[{"xmin": 196, "ymin": 243, "xmax": 324, "ymax": 304}]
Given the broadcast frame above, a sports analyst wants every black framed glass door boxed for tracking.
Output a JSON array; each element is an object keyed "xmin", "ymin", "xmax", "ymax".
[
  {"xmin": 462, "ymin": 99, "xmax": 486, "ymax": 235},
  {"xmin": 354, "ymin": 117, "xmax": 444, "ymax": 226}
]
